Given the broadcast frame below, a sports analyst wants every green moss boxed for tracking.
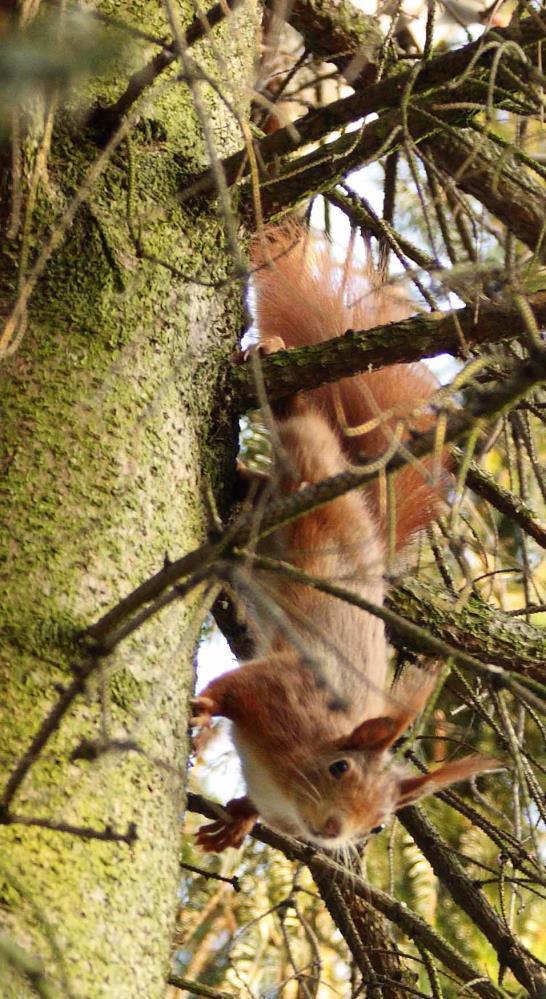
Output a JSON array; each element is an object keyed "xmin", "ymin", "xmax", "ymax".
[
  {"xmin": 0, "ymin": 0, "xmax": 257, "ymax": 992},
  {"xmin": 0, "ymin": 612, "xmax": 80, "ymax": 660},
  {"xmin": 109, "ymin": 667, "xmax": 149, "ymax": 711}
]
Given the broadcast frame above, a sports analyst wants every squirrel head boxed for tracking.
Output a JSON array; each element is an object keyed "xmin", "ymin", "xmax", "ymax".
[
  {"xmin": 283, "ymin": 722, "xmax": 500, "ymax": 850},
  {"xmin": 273, "ymin": 671, "xmax": 501, "ymax": 850}
]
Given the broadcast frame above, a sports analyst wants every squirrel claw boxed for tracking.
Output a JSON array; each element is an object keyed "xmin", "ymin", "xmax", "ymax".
[
  {"xmin": 196, "ymin": 816, "xmax": 255, "ymax": 852},
  {"xmin": 232, "ymin": 337, "xmax": 286, "ymax": 365},
  {"xmin": 190, "ymin": 695, "xmax": 216, "ymax": 728},
  {"xmin": 196, "ymin": 798, "xmax": 258, "ymax": 853}
]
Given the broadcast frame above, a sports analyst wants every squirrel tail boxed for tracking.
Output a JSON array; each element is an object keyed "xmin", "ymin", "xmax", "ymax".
[{"xmin": 252, "ymin": 224, "xmax": 448, "ymax": 552}]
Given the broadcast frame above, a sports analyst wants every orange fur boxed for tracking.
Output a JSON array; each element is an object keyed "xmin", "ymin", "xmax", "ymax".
[
  {"xmin": 252, "ymin": 224, "xmax": 447, "ymax": 549},
  {"xmin": 191, "ymin": 225, "xmax": 499, "ymax": 853}
]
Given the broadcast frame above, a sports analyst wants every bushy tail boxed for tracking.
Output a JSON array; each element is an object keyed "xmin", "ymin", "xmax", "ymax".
[{"xmin": 252, "ymin": 225, "xmax": 447, "ymax": 552}]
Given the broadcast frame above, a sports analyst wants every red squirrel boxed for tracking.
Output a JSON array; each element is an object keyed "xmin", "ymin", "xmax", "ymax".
[{"xmin": 192, "ymin": 225, "xmax": 499, "ymax": 853}]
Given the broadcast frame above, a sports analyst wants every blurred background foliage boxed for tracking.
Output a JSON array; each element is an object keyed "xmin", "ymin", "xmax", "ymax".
[{"xmin": 0, "ymin": 8, "xmax": 128, "ymax": 127}]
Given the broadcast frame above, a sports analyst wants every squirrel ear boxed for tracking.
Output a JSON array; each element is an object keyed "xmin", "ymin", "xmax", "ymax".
[
  {"xmin": 335, "ymin": 668, "xmax": 440, "ymax": 753},
  {"xmin": 335, "ymin": 715, "xmax": 401, "ymax": 752},
  {"xmin": 396, "ymin": 756, "xmax": 503, "ymax": 807}
]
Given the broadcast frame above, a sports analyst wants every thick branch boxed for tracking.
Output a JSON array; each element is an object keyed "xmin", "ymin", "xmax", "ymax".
[
  {"xmin": 388, "ymin": 578, "xmax": 546, "ymax": 683},
  {"xmin": 397, "ymin": 805, "xmax": 546, "ymax": 996},
  {"xmin": 232, "ymin": 293, "xmax": 546, "ymax": 409},
  {"xmin": 214, "ymin": 554, "xmax": 546, "ymax": 692},
  {"xmin": 252, "ymin": 108, "xmax": 415, "ymax": 219},
  {"xmin": 425, "ymin": 127, "xmax": 546, "ymax": 259},
  {"xmin": 179, "ymin": 17, "xmax": 546, "ymax": 204},
  {"xmin": 278, "ymin": 0, "xmax": 382, "ymax": 83}
]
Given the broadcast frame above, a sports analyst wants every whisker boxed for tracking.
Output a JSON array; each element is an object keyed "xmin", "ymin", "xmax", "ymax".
[{"xmin": 291, "ymin": 764, "xmax": 321, "ymax": 804}]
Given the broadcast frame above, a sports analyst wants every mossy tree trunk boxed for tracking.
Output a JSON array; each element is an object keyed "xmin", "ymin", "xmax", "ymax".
[{"xmin": 0, "ymin": 3, "xmax": 256, "ymax": 996}]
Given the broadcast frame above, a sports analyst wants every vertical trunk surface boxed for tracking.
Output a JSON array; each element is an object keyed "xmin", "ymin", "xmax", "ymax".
[{"xmin": 0, "ymin": 3, "xmax": 256, "ymax": 995}]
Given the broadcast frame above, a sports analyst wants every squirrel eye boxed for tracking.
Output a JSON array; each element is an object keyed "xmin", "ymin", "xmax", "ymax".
[
  {"xmin": 370, "ymin": 824, "xmax": 385, "ymax": 835},
  {"xmin": 329, "ymin": 759, "xmax": 349, "ymax": 779}
]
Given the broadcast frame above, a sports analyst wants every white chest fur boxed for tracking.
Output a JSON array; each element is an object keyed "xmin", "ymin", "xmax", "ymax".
[{"xmin": 232, "ymin": 728, "xmax": 306, "ymax": 838}]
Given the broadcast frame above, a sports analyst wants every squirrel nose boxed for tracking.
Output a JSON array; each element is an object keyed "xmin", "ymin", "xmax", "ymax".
[{"xmin": 322, "ymin": 817, "xmax": 341, "ymax": 839}]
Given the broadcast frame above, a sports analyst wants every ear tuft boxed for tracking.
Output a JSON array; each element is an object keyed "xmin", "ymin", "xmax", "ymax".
[
  {"xmin": 389, "ymin": 666, "xmax": 439, "ymax": 718},
  {"xmin": 337, "ymin": 667, "xmax": 440, "ymax": 754},
  {"xmin": 397, "ymin": 755, "xmax": 503, "ymax": 808}
]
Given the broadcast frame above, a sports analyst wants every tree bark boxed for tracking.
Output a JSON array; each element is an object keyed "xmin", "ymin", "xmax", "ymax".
[
  {"xmin": 231, "ymin": 291, "xmax": 546, "ymax": 409},
  {"xmin": 0, "ymin": 4, "xmax": 256, "ymax": 996},
  {"xmin": 388, "ymin": 578, "xmax": 546, "ymax": 682}
]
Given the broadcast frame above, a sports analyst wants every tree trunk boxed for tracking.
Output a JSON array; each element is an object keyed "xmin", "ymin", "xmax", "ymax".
[{"xmin": 0, "ymin": 4, "xmax": 256, "ymax": 996}]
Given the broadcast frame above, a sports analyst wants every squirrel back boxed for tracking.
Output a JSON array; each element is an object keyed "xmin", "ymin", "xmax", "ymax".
[
  {"xmin": 252, "ymin": 224, "xmax": 445, "ymax": 552},
  {"xmin": 191, "ymin": 225, "xmax": 499, "ymax": 854}
]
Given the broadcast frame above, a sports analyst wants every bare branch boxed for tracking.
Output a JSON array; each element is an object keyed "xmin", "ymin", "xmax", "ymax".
[{"xmin": 397, "ymin": 805, "xmax": 546, "ymax": 995}]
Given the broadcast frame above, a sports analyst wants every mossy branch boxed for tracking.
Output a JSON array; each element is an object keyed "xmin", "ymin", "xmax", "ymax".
[
  {"xmin": 231, "ymin": 294, "xmax": 546, "ymax": 410},
  {"xmin": 178, "ymin": 17, "xmax": 546, "ymax": 205},
  {"xmin": 388, "ymin": 577, "xmax": 546, "ymax": 682}
]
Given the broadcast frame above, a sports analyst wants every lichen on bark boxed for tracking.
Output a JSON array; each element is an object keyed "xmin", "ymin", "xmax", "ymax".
[{"xmin": 0, "ymin": 1, "xmax": 257, "ymax": 995}]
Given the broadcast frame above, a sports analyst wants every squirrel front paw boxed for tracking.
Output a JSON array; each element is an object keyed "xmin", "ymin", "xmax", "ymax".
[
  {"xmin": 196, "ymin": 797, "xmax": 258, "ymax": 853},
  {"xmin": 190, "ymin": 695, "xmax": 221, "ymax": 752},
  {"xmin": 232, "ymin": 337, "xmax": 286, "ymax": 365},
  {"xmin": 190, "ymin": 695, "xmax": 217, "ymax": 728}
]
